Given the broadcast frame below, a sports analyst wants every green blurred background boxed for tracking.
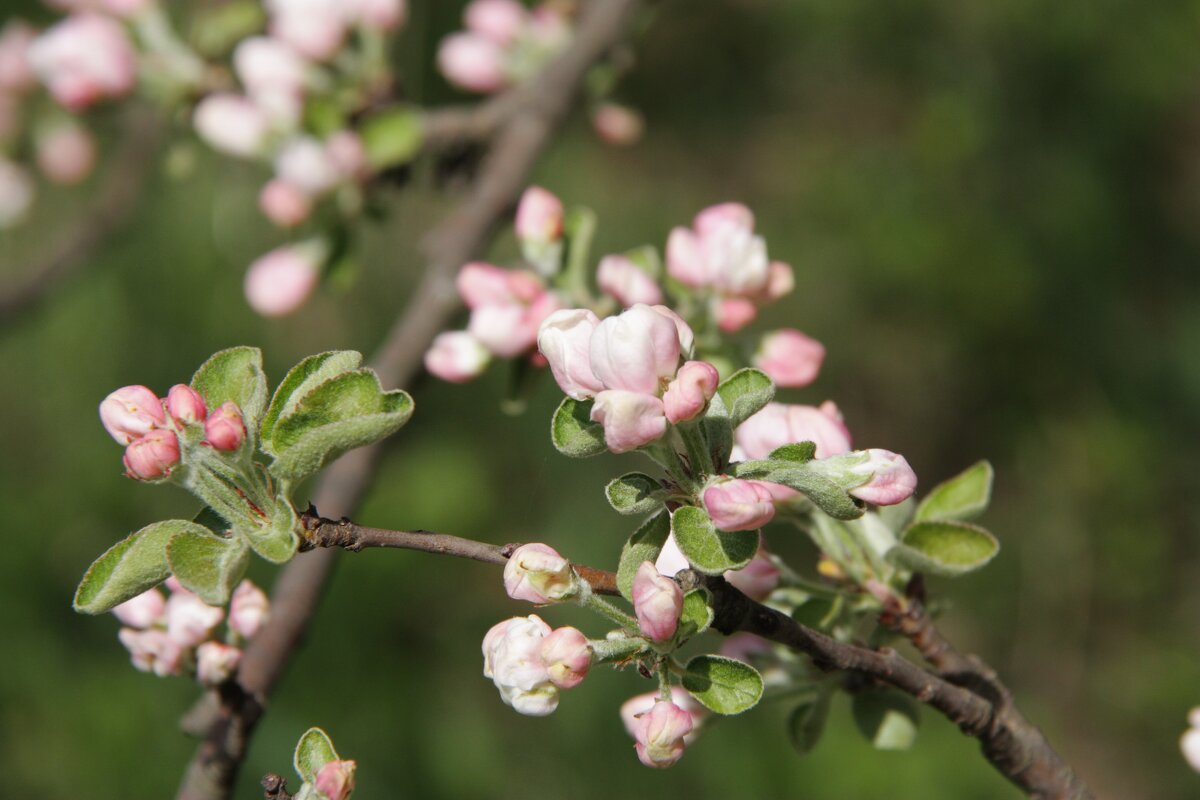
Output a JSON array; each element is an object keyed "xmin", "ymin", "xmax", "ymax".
[{"xmin": 3, "ymin": 0, "xmax": 1200, "ymax": 797}]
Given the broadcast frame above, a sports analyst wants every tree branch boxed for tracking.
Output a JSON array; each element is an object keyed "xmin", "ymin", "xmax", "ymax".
[{"xmin": 174, "ymin": 3, "xmax": 646, "ymax": 798}]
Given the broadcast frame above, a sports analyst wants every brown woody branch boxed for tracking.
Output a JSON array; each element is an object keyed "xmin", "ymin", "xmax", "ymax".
[{"xmin": 175, "ymin": 2, "xmax": 646, "ymax": 798}]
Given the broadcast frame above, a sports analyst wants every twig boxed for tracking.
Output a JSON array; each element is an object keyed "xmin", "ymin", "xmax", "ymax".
[
  {"xmin": 259, "ymin": 774, "xmax": 293, "ymax": 800},
  {"xmin": 174, "ymin": 3, "xmax": 646, "ymax": 799}
]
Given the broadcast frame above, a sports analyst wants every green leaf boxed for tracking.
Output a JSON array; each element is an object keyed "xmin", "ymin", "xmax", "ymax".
[
  {"xmin": 74, "ymin": 520, "xmax": 205, "ymax": 613},
  {"xmin": 237, "ymin": 497, "xmax": 301, "ymax": 564},
  {"xmin": 550, "ymin": 397, "xmax": 606, "ymax": 458},
  {"xmin": 605, "ymin": 473, "xmax": 665, "ymax": 515},
  {"xmin": 269, "ymin": 370, "xmax": 413, "ymax": 482},
  {"xmin": 733, "ymin": 461, "xmax": 864, "ymax": 520},
  {"xmin": 616, "ymin": 511, "xmax": 670, "ymax": 600},
  {"xmin": 852, "ymin": 689, "xmax": 920, "ymax": 750},
  {"xmin": 670, "ymin": 506, "xmax": 758, "ymax": 575},
  {"xmin": 191, "ymin": 346, "xmax": 268, "ymax": 431},
  {"xmin": 166, "ymin": 529, "xmax": 250, "ymax": 605},
  {"xmin": 677, "ymin": 588, "xmax": 714, "ymax": 637},
  {"xmin": 699, "ymin": 391, "xmax": 734, "ymax": 471},
  {"xmin": 915, "ymin": 460, "xmax": 994, "ymax": 523},
  {"xmin": 261, "ymin": 351, "xmax": 363, "ymax": 451},
  {"xmin": 293, "ymin": 727, "xmax": 340, "ymax": 783},
  {"xmin": 681, "ymin": 655, "xmax": 764, "ymax": 715},
  {"xmin": 788, "ymin": 691, "xmax": 832, "ymax": 755},
  {"xmin": 769, "ymin": 442, "xmax": 816, "ymax": 463},
  {"xmin": 361, "ymin": 107, "xmax": 423, "ymax": 170},
  {"xmin": 716, "ymin": 368, "xmax": 775, "ymax": 428},
  {"xmin": 886, "ymin": 521, "xmax": 999, "ymax": 577}
]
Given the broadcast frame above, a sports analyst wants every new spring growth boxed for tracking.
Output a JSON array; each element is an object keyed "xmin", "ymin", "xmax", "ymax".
[
  {"xmin": 631, "ymin": 561, "xmax": 682, "ymax": 643},
  {"xmin": 314, "ymin": 759, "xmax": 357, "ymax": 800},
  {"xmin": 503, "ymin": 543, "xmax": 583, "ymax": 604},
  {"xmin": 482, "ymin": 615, "xmax": 592, "ymax": 716}
]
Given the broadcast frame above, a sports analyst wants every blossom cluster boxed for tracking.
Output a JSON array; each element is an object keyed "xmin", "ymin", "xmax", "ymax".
[{"xmin": 482, "ymin": 614, "xmax": 591, "ymax": 716}]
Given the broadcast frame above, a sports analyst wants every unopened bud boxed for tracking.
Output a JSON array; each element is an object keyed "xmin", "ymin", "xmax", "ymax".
[
  {"xmin": 100, "ymin": 385, "xmax": 166, "ymax": 444},
  {"xmin": 195, "ymin": 641, "xmax": 242, "ymax": 684},
  {"xmin": 503, "ymin": 543, "xmax": 577, "ymax": 604},
  {"xmin": 539, "ymin": 626, "xmax": 591, "ymax": 689},
  {"xmin": 633, "ymin": 699, "xmax": 694, "ymax": 768},
  {"xmin": 204, "ymin": 401, "xmax": 246, "ymax": 451},
  {"xmin": 514, "ymin": 186, "xmax": 563, "ymax": 244},
  {"xmin": 166, "ymin": 384, "xmax": 207, "ymax": 426},
  {"xmin": 258, "ymin": 178, "xmax": 312, "ymax": 228},
  {"xmin": 631, "ymin": 561, "xmax": 682, "ymax": 643},
  {"xmin": 424, "ymin": 331, "xmax": 491, "ymax": 383},
  {"xmin": 314, "ymin": 759, "xmax": 356, "ymax": 800},
  {"xmin": 123, "ymin": 429, "xmax": 180, "ymax": 480},
  {"xmin": 112, "ymin": 587, "xmax": 166, "ymax": 628},
  {"xmin": 164, "ymin": 587, "xmax": 224, "ymax": 648},
  {"xmin": 843, "ymin": 449, "xmax": 918, "ymax": 506},
  {"xmin": 753, "ymin": 329, "xmax": 825, "ymax": 388},
  {"xmin": 663, "ymin": 360, "xmax": 719, "ymax": 424},
  {"xmin": 702, "ymin": 478, "xmax": 776, "ymax": 532},
  {"xmin": 36, "ymin": 123, "xmax": 97, "ymax": 185},
  {"xmin": 229, "ymin": 580, "xmax": 270, "ymax": 639}
]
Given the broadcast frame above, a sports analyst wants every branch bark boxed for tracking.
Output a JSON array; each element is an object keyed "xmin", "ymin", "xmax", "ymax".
[{"xmin": 174, "ymin": 3, "xmax": 646, "ymax": 798}]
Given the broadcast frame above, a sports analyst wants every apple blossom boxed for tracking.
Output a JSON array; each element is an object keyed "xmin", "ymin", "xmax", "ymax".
[
  {"xmin": 662, "ymin": 360, "xmax": 719, "ymax": 424},
  {"xmin": 166, "ymin": 384, "xmax": 206, "ymax": 426},
  {"xmin": 117, "ymin": 627, "xmax": 187, "ymax": 677},
  {"xmin": 589, "ymin": 390, "xmax": 668, "ymax": 454},
  {"xmin": 734, "ymin": 401, "xmax": 852, "ymax": 462},
  {"xmin": 195, "ymin": 641, "xmax": 242, "ymax": 684},
  {"xmin": 620, "ymin": 690, "xmax": 706, "ymax": 745},
  {"xmin": 632, "ymin": 699, "xmax": 694, "ymax": 768},
  {"xmin": 702, "ymin": 478, "xmax": 776, "ymax": 532},
  {"xmin": 314, "ymin": 759, "xmax": 357, "ymax": 800},
  {"xmin": 503, "ymin": 543, "xmax": 578, "ymax": 604},
  {"xmin": 753, "ymin": 328, "xmax": 826, "ymax": 388},
  {"xmin": 100, "ymin": 385, "xmax": 166, "ymax": 445},
  {"xmin": 631, "ymin": 561, "xmax": 682, "ymax": 642},
  {"xmin": 28, "ymin": 13, "xmax": 137, "ymax": 111},
  {"xmin": 229, "ymin": 580, "xmax": 270, "ymax": 640},
  {"xmin": 845, "ymin": 449, "xmax": 918, "ymax": 506},
  {"xmin": 536, "ymin": 308, "xmax": 604, "ymax": 400},
  {"xmin": 539, "ymin": 626, "xmax": 591, "ymax": 689},
  {"xmin": 482, "ymin": 615, "xmax": 559, "ymax": 716},
  {"xmin": 424, "ymin": 331, "xmax": 491, "ymax": 383},
  {"xmin": 193, "ymin": 94, "xmax": 270, "ymax": 158},
  {"xmin": 596, "ymin": 254, "xmax": 663, "ymax": 307},
  {"xmin": 244, "ymin": 243, "xmax": 322, "ymax": 317},
  {"xmin": 123, "ymin": 429, "xmax": 180, "ymax": 480}
]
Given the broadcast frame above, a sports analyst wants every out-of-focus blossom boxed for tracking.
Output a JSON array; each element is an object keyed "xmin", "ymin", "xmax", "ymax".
[
  {"xmin": 1182, "ymin": 708, "xmax": 1200, "ymax": 773},
  {"xmin": 195, "ymin": 641, "xmax": 242, "ymax": 684},
  {"xmin": 259, "ymin": 179, "xmax": 312, "ymax": 227},
  {"xmin": 733, "ymin": 401, "xmax": 852, "ymax": 462},
  {"xmin": 346, "ymin": 0, "xmax": 407, "ymax": 31},
  {"xmin": 438, "ymin": 32, "xmax": 506, "ymax": 93},
  {"xmin": 117, "ymin": 627, "xmax": 187, "ymax": 676},
  {"xmin": 267, "ymin": 0, "xmax": 346, "ymax": 61},
  {"xmin": 0, "ymin": 157, "xmax": 34, "ymax": 228},
  {"xmin": 514, "ymin": 185, "xmax": 563, "ymax": 245},
  {"xmin": 596, "ymin": 254, "xmax": 662, "ymax": 307},
  {"xmin": 194, "ymin": 94, "xmax": 270, "ymax": 158},
  {"xmin": 164, "ymin": 587, "xmax": 224, "ymax": 647},
  {"xmin": 424, "ymin": 331, "xmax": 491, "ymax": 383},
  {"xmin": 36, "ymin": 122, "xmax": 96, "ymax": 185},
  {"xmin": 465, "ymin": 0, "xmax": 527, "ymax": 45},
  {"xmin": 229, "ymin": 580, "xmax": 270, "ymax": 639},
  {"xmin": 0, "ymin": 21, "xmax": 39, "ymax": 93},
  {"xmin": 28, "ymin": 14, "xmax": 136, "ymax": 111},
  {"xmin": 244, "ymin": 243, "xmax": 322, "ymax": 317},
  {"xmin": 275, "ymin": 136, "xmax": 339, "ymax": 195},
  {"xmin": 591, "ymin": 102, "xmax": 644, "ymax": 146},
  {"xmin": 753, "ymin": 329, "xmax": 825, "ymax": 388},
  {"xmin": 723, "ymin": 547, "xmax": 780, "ymax": 600},
  {"xmin": 112, "ymin": 587, "xmax": 166, "ymax": 629}
]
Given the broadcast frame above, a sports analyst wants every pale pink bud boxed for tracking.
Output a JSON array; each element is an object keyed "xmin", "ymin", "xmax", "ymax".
[
  {"xmin": 465, "ymin": 0, "xmax": 527, "ymax": 45},
  {"xmin": 438, "ymin": 32, "xmax": 506, "ymax": 93},
  {"xmin": 118, "ymin": 627, "xmax": 186, "ymax": 676},
  {"xmin": 515, "ymin": 186, "xmax": 563, "ymax": 244},
  {"xmin": 753, "ymin": 329, "xmax": 826, "ymax": 388},
  {"xmin": 268, "ymin": 0, "xmax": 346, "ymax": 61},
  {"xmin": 482, "ymin": 615, "xmax": 559, "ymax": 716},
  {"xmin": 457, "ymin": 262, "xmax": 510, "ymax": 308},
  {"xmin": 233, "ymin": 36, "xmax": 308, "ymax": 98},
  {"xmin": 100, "ymin": 385, "xmax": 166, "ymax": 444},
  {"xmin": 36, "ymin": 122, "xmax": 96, "ymax": 185},
  {"xmin": 649, "ymin": 304, "xmax": 695, "ymax": 358},
  {"xmin": 620, "ymin": 691, "xmax": 705, "ymax": 742},
  {"xmin": 592, "ymin": 103, "xmax": 644, "ymax": 146},
  {"xmin": 596, "ymin": 254, "xmax": 662, "ymax": 307},
  {"xmin": 633, "ymin": 699, "xmax": 694, "ymax": 768},
  {"xmin": 0, "ymin": 21, "xmax": 39, "ymax": 93},
  {"xmin": 165, "ymin": 588, "xmax": 224, "ymax": 648},
  {"xmin": 631, "ymin": 561, "xmax": 682, "ymax": 642},
  {"xmin": 258, "ymin": 178, "xmax": 312, "ymax": 228},
  {"xmin": 195, "ymin": 641, "xmax": 242, "ymax": 684},
  {"xmin": 325, "ymin": 130, "xmax": 368, "ymax": 180},
  {"xmin": 123, "ymin": 429, "xmax": 180, "ymax": 480},
  {"xmin": 504, "ymin": 543, "xmax": 576, "ymax": 604},
  {"xmin": 166, "ymin": 384, "xmax": 207, "ymax": 425},
  {"xmin": 314, "ymin": 759, "xmax": 356, "ymax": 800},
  {"xmin": 275, "ymin": 136, "xmax": 339, "ymax": 195},
  {"xmin": 724, "ymin": 548, "xmax": 780, "ymax": 600},
  {"xmin": 694, "ymin": 202, "xmax": 755, "ymax": 237},
  {"xmin": 589, "ymin": 304, "xmax": 682, "ymax": 395},
  {"xmin": 194, "ymin": 93, "xmax": 270, "ymax": 158},
  {"xmin": 244, "ymin": 244, "xmax": 322, "ymax": 317},
  {"xmin": 28, "ymin": 14, "xmax": 136, "ymax": 111},
  {"xmin": 846, "ymin": 449, "xmax": 917, "ymax": 506},
  {"xmin": 112, "ymin": 587, "xmax": 166, "ymax": 628},
  {"xmin": 0, "ymin": 157, "xmax": 34, "ymax": 228},
  {"xmin": 228, "ymin": 580, "xmax": 270, "ymax": 639},
  {"xmin": 537, "ymin": 308, "xmax": 604, "ymax": 400},
  {"xmin": 734, "ymin": 401, "xmax": 852, "ymax": 461},
  {"xmin": 653, "ymin": 533, "xmax": 688, "ymax": 578},
  {"xmin": 765, "ymin": 260, "xmax": 794, "ymax": 300},
  {"xmin": 714, "ymin": 297, "xmax": 757, "ymax": 333},
  {"xmin": 663, "ymin": 360, "xmax": 719, "ymax": 424},
  {"xmin": 204, "ymin": 401, "xmax": 246, "ymax": 452},
  {"xmin": 347, "ymin": 0, "xmax": 407, "ymax": 30},
  {"xmin": 702, "ymin": 478, "xmax": 776, "ymax": 532},
  {"xmin": 467, "ymin": 290, "xmax": 560, "ymax": 358},
  {"xmin": 590, "ymin": 390, "xmax": 667, "ymax": 453},
  {"xmin": 666, "ymin": 227, "xmax": 707, "ymax": 288},
  {"xmin": 539, "ymin": 626, "xmax": 591, "ymax": 689},
  {"xmin": 424, "ymin": 331, "xmax": 491, "ymax": 383}
]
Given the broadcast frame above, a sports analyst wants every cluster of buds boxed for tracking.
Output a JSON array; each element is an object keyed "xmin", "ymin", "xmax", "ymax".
[
  {"xmin": 437, "ymin": 0, "xmax": 571, "ymax": 94},
  {"xmin": 99, "ymin": 384, "xmax": 246, "ymax": 479},
  {"xmin": 112, "ymin": 578, "xmax": 268, "ymax": 683},
  {"xmin": 619, "ymin": 691, "xmax": 706, "ymax": 768},
  {"xmin": 482, "ymin": 615, "xmax": 592, "ymax": 716}
]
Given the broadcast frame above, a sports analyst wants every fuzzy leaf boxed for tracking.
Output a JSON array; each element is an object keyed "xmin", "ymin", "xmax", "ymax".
[
  {"xmin": 915, "ymin": 460, "xmax": 994, "ymax": 523},
  {"xmin": 677, "ymin": 588, "xmax": 714, "ymax": 637},
  {"xmin": 681, "ymin": 655, "xmax": 764, "ymax": 715},
  {"xmin": 605, "ymin": 473, "xmax": 665, "ymax": 515},
  {"xmin": 616, "ymin": 511, "xmax": 670, "ymax": 600},
  {"xmin": 361, "ymin": 107, "xmax": 423, "ymax": 170},
  {"xmin": 852, "ymin": 689, "xmax": 920, "ymax": 750},
  {"xmin": 732, "ymin": 461, "xmax": 864, "ymax": 520},
  {"xmin": 191, "ymin": 346, "xmax": 268, "ymax": 431},
  {"xmin": 716, "ymin": 368, "xmax": 775, "ymax": 428},
  {"xmin": 699, "ymin": 391, "xmax": 734, "ymax": 471},
  {"xmin": 671, "ymin": 506, "xmax": 758, "ymax": 575},
  {"xmin": 261, "ymin": 351, "xmax": 363, "ymax": 451},
  {"xmin": 238, "ymin": 499, "xmax": 300, "ymax": 564},
  {"xmin": 166, "ymin": 529, "xmax": 250, "ymax": 605},
  {"xmin": 886, "ymin": 521, "xmax": 999, "ymax": 577},
  {"xmin": 769, "ymin": 442, "xmax": 816, "ymax": 463},
  {"xmin": 550, "ymin": 397, "xmax": 606, "ymax": 458},
  {"xmin": 788, "ymin": 691, "xmax": 832, "ymax": 755},
  {"xmin": 294, "ymin": 727, "xmax": 339, "ymax": 783},
  {"xmin": 74, "ymin": 520, "xmax": 203, "ymax": 613}
]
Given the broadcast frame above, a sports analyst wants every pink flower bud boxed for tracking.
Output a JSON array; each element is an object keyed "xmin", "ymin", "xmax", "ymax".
[
  {"xmin": 465, "ymin": 0, "xmax": 527, "ymax": 45},
  {"xmin": 456, "ymin": 262, "xmax": 514, "ymax": 309},
  {"xmin": 229, "ymin": 580, "xmax": 270, "ymax": 639},
  {"xmin": 702, "ymin": 478, "xmax": 776, "ymax": 532},
  {"xmin": 204, "ymin": 401, "xmax": 246, "ymax": 451},
  {"xmin": 714, "ymin": 297, "xmax": 757, "ymax": 333},
  {"xmin": 258, "ymin": 178, "xmax": 312, "ymax": 228},
  {"xmin": 325, "ymin": 130, "xmax": 368, "ymax": 180},
  {"xmin": 0, "ymin": 158, "xmax": 33, "ymax": 228},
  {"xmin": 112, "ymin": 587, "xmax": 166, "ymax": 628},
  {"xmin": 765, "ymin": 260, "xmax": 794, "ymax": 300},
  {"xmin": 665, "ymin": 227, "xmax": 707, "ymax": 288},
  {"xmin": 467, "ymin": 290, "xmax": 560, "ymax": 358},
  {"xmin": 539, "ymin": 626, "xmax": 591, "ymax": 689},
  {"xmin": 589, "ymin": 304, "xmax": 683, "ymax": 396},
  {"xmin": 504, "ymin": 543, "xmax": 577, "ymax": 604},
  {"xmin": 117, "ymin": 628, "xmax": 186, "ymax": 677},
  {"xmin": 244, "ymin": 243, "xmax": 322, "ymax": 317},
  {"xmin": 515, "ymin": 186, "xmax": 564, "ymax": 244},
  {"xmin": 663, "ymin": 360, "xmax": 719, "ymax": 424},
  {"xmin": 275, "ymin": 136, "xmax": 339, "ymax": 195},
  {"xmin": 753, "ymin": 328, "xmax": 826, "ymax": 388},
  {"xmin": 194, "ymin": 94, "xmax": 270, "ymax": 158},
  {"xmin": 631, "ymin": 561, "xmax": 682, "ymax": 642},
  {"xmin": 590, "ymin": 390, "xmax": 667, "ymax": 454},
  {"xmin": 482, "ymin": 615, "xmax": 559, "ymax": 716},
  {"xmin": 35, "ymin": 122, "xmax": 96, "ymax": 185},
  {"xmin": 537, "ymin": 308, "xmax": 604, "ymax": 400},
  {"xmin": 847, "ymin": 449, "xmax": 918, "ymax": 506},
  {"xmin": 0, "ymin": 21, "xmax": 38, "ymax": 93},
  {"xmin": 724, "ymin": 548, "xmax": 780, "ymax": 600},
  {"xmin": 424, "ymin": 331, "xmax": 491, "ymax": 383},
  {"xmin": 438, "ymin": 32, "xmax": 506, "ymax": 93},
  {"xmin": 195, "ymin": 641, "xmax": 242, "ymax": 684},
  {"xmin": 591, "ymin": 102, "xmax": 645, "ymax": 146},
  {"xmin": 649, "ymin": 304, "xmax": 695, "ymax": 358},
  {"xmin": 596, "ymin": 254, "xmax": 663, "ymax": 307},
  {"xmin": 347, "ymin": 0, "xmax": 406, "ymax": 30},
  {"xmin": 165, "ymin": 587, "xmax": 224, "ymax": 648},
  {"xmin": 234, "ymin": 36, "xmax": 309, "ymax": 99},
  {"xmin": 633, "ymin": 699, "xmax": 694, "ymax": 768},
  {"xmin": 620, "ymin": 691, "xmax": 705, "ymax": 742},
  {"xmin": 166, "ymin": 384, "xmax": 207, "ymax": 426},
  {"xmin": 314, "ymin": 759, "xmax": 357, "ymax": 800},
  {"xmin": 100, "ymin": 385, "xmax": 166, "ymax": 445},
  {"xmin": 123, "ymin": 429, "xmax": 180, "ymax": 480},
  {"xmin": 28, "ymin": 14, "xmax": 136, "ymax": 111},
  {"xmin": 694, "ymin": 202, "xmax": 755, "ymax": 237},
  {"xmin": 734, "ymin": 401, "xmax": 852, "ymax": 461}
]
